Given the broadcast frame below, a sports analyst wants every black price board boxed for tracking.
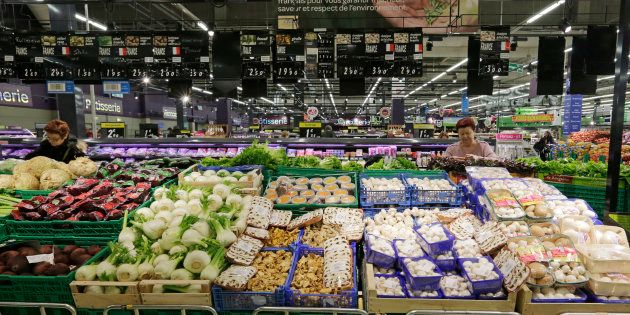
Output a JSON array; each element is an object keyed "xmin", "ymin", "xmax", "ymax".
[
  {"xmin": 183, "ymin": 63, "xmax": 209, "ymax": 79},
  {"xmin": 393, "ymin": 29, "xmax": 423, "ymax": 77},
  {"xmin": 0, "ymin": 33, "xmax": 15, "ymax": 79},
  {"xmin": 97, "ymin": 32, "xmax": 152, "ymax": 81},
  {"xmin": 479, "ymin": 26, "xmax": 510, "ymax": 76},
  {"xmin": 299, "ymin": 121, "xmax": 322, "ymax": 138},
  {"xmin": 305, "ymin": 30, "xmax": 333, "ymax": 79},
  {"xmin": 17, "ymin": 62, "xmax": 45, "ymax": 80},
  {"xmin": 336, "ymin": 32, "xmax": 365, "ymax": 79},
  {"xmin": 274, "ymin": 31, "xmax": 305, "ymax": 81},
  {"xmin": 100, "ymin": 64, "xmax": 127, "ymax": 79},
  {"xmin": 100, "ymin": 122, "xmax": 125, "ymax": 138},
  {"xmin": 127, "ymin": 63, "xmax": 150, "ymax": 79},
  {"xmin": 274, "ymin": 61, "xmax": 304, "ymax": 80},
  {"xmin": 367, "ymin": 60, "xmax": 394, "ymax": 77},
  {"xmin": 241, "ymin": 31, "xmax": 272, "ymax": 79},
  {"xmin": 69, "ymin": 33, "xmax": 100, "ymax": 82},
  {"xmin": 44, "ymin": 62, "xmax": 73, "ymax": 80},
  {"xmin": 152, "ymin": 63, "xmax": 181, "ymax": 79},
  {"xmin": 139, "ymin": 123, "xmax": 159, "ymax": 138},
  {"xmin": 242, "ymin": 62, "xmax": 270, "ymax": 79}
]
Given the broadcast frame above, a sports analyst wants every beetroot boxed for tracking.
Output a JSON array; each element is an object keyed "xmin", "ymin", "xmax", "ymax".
[
  {"xmin": 17, "ymin": 247, "xmax": 38, "ymax": 257},
  {"xmin": 54, "ymin": 253, "xmax": 69, "ymax": 265},
  {"xmin": 0, "ymin": 251, "xmax": 20, "ymax": 264},
  {"xmin": 62, "ymin": 245, "xmax": 78, "ymax": 254},
  {"xmin": 86, "ymin": 245, "xmax": 101, "ymax": 256},
  {"xmin": 39, "ymin": 245, "xmax": 53, "ymax": 254},
  {"xmin": 8, "ymin": 256, "xmax": 29, "ymax": 274},
  {"xmin": 69, "ymin": 248, "xmax": 87, "ymax": 264},
  {"xmin": 74, "ymin": 254, "xmax": 92, "ymax": 266},
  {"xmin": 32, "ymin": 262, "xmax": 52, "ymax": 275},
  {"xmin": 45, "ymin": 263, "xmax": 69, "ymax": 276}
]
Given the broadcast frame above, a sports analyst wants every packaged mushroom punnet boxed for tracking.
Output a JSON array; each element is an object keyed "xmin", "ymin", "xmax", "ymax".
[{"xmin": 265, "ymin": 175, "xmax": 357, "ymax": 206}]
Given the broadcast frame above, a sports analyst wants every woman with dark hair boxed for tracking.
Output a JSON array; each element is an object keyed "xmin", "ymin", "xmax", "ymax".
[
  {"xmin": 25, "ymin": 119, "xmax": 86, "ymax": 163},
  {"xmin": 534, "ymin": 131, "xmax": 555, "ymax": 161},
  {"xmin": 444, "ymin": 117, "xmax": 498, "ymax": 159}
]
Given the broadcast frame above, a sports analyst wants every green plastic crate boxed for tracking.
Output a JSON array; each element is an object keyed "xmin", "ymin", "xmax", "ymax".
[
  {"xmin": 545, "ymin": 181, "xmax": 628, "ymax": 216},
  {"xmin": 266, "ymin": 171, "xmax": 359, "ymax": 211},
  {"xmin": 0, "ymin": 236, "xmax": 110, "ymax": 306},
  {"xmin": 3, "ymin": 198, "xmax": 153, "ymax": 238},
  {"xmin": 13, "ymin": 189, "xmax": 53, "ymax": 199}
]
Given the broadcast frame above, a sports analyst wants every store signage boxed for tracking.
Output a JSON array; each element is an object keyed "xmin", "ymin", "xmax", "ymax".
[
  {"xmin": 0, "ymin": 32, "xmax": 15, "ymax": 79},
  {"xmin": 511, "ymin": 114, "xmax": 553, "ymax": 123},
  {"xmin": 299, "ymin": 121, "xmax": 321, "ymax": 137},
  {"xmin": 86, "ymin": 96, "xmax": 123, "ymax": 114},
  {"xmin": 496, "ymin": 133, "xmax": 523, "ymax": 141},
  {"xmin": 336, "ymin": 32, "xmax": 366, "ymax": 79},
  {"xmin": 103, "ymin": 81, "xmax": 131, "ymax": 94},
  {"xmin": 306, "ymin": 106, "xmax": 319, "ymax": 119},
  {"xmin": 241, "ymin": 31, "xmax": 272, "ymax": 79},
  {"xmin": 413, "ymin": 123, "xmax": 434, "ymax": 130},
  {"xmin": 461, "ymin": 92, "xmax": 469, "ymax": 116},
  {"xmin": 304, "ymin": 30, "xmax": 333, "ymax": 79},
  {"xmin": 261, "ymin": 115, "xmax": 288, "ymax": 125},
  {"xmin": 252, "ymin": 117, "xmax": 260, "ymax": 125},
  {"xmin": 442, "ymin": 117, "xmax": 461, "ymax": 127},
  {"xmin": 563, "ymin": 94, "xmax": 583, "ymax": 136},
  {"xmin": 249, "ymin": 125, "xmax": 260, "ymax": 130},
  {"xmin": 275, "ymin": 1, "xmax": 479, "ymax": 34},
  {"xmin": 163, "ymin": 106, "xmax": 177, "ymax": 119},
  {"xmin": 0, "ymin": 83, "xmax": 32, "ymax": 107},
  {"xmin": 46, "ymin": 80, "xmax": 74, "ymax": 94},
  {"xmin": 379, "ymin": 107, "xmax": 391, "ymax": 119},
  {"xmin": 7, "ymin": 31, "xmax": 209, "ymax": 81},
  {"xmin": 479, "ymin": 26, "xmax": 510, "ymax": 76},
  {"xmin": 99, "ymin": 122, "xmax": 125, "ymax": 138},
  {"xmin": 275, "ymin": 30, "xmax": 305, "ymax": 80}
]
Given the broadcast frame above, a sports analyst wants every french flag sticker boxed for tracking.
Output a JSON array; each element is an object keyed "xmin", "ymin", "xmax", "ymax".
[
  {"xmin": 172, "ymin": 47, "xmax": 181, "ymax": 55},
  {"xmin": 385, "ymin": 43, "xmax": 395, "ymax": 53},
  {"xmin": 118, "ymin": 48, "xmax": 127, "ymax": 56},
  {"xmin": 61, "ymin": 47, "xmax": 70, "ymax": 55},
  {"xmin": 504, "ymin": 40, "xmax": 510, "ymax": 51},
  {"xmin": 414, "ymin": 43, "xmax": 423, "ymax": 53}
]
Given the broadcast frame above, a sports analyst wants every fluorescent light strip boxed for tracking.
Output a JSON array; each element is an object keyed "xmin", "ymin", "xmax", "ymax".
[
  {"xmin": 277, "ymin": 84, "xmax": 288, "ymax": 92},
  {"xmin": 75, "ymin": 13, "xmax": 107, "ymax": 31},
  {"xmin": 231, "ymin": 99, "xmax": 245, "ymax": 105},
  {"xmin": 405, "ymin": 58, "xmax": 468, "ymax": 98},
  {"xmin": 196, "ymin": 21, "xmax": 208, "ymax": 31},
  {"xmin": 260, "ymin": 97, "xmax": 274, "ymax": 105},
  {"xmin": 362, "ymin": 77, "xmax": 382, "ymax": 106},
  {"xmin": 526, "ymin": 0, "xmax": 566, "ymax": 24}
]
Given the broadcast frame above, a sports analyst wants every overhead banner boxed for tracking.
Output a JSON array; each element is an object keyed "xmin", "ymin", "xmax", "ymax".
[
  {"xmin": 563, "ymin": 94, "xmax": 583, "ymax": 135},
  {"xmin": 512, "ymin": 114, "xmax": 554, "ymax": 123},
  {"xmin": 0, "ymin": 83, "xmax": 32, "ymax": 107},
  {"xmin": 163, "ymin": 106, "xmax": 177, "ymax": 119},
  {"xmin": 276, "ymin": 0, "xmax": 479, "ymax": 33},
  {"xmin": 479, "ymin": 26, "xmax": 510, "ymax": 76}
]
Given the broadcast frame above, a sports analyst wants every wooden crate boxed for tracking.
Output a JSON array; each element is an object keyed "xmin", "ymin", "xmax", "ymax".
[
  {"xmin": 178, "ymin": 165, "xmax": 263, "ymax": 189},
  {"xmin": 70, "ymin": 281, "xmax": 141, "ymax": 309},
  {"xmin": 516, "ymin": 285, "xmax": 630, "ymax": 315},
  {"xmin": 363, "ymin": 262, "xmax": 517, "ymax": 313},
  {"xmin": 139, "ymin": 280, "xmax": 212, "ymax": 306}
]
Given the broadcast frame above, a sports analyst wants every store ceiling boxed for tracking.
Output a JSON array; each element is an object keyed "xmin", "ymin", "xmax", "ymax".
[{"xmin": 0, "ymin": 0, "xmax": 626, "ymax": 118}]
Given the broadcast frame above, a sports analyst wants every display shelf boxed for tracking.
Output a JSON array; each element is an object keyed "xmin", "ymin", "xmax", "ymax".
[
  {"xmin": 516, "ymin": 285, "xmax": 629, "ymax": 315},
  {"xmin": 362, "ymin": 261, "xmax": 517, "ymax": 313}
]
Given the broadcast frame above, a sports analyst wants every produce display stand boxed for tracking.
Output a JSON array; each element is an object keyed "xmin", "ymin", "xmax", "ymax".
[
  {"xmin": 252, "ymin": 306, "xmax": 368, "ymax": 315},
  {"xmin": 103, "ymin": 304, "xmax": 218, "ymax": 315},
  {"xmin": 266, "ymin": 171, "xmax": 359, "ymax": 210},
  {"xmin": 139, "ymin": 280, "xmax": 213, "ymax": 306},
  {"xmin": 406, "ymin": 311, "xmax": 519, "ymax": 315},
  {"xmin": 362, "ymin": 261, "xmax": 518, "ymax": 314},
  {"xmin": 516, "ymin": 285, "xmax": 630, "ymax": 315},
  {"xmin": 0, "ymin": 301, "xmax": 77, "ymax": 315},
  {"xmin": 70, "ymin": 281, "xmax": 141, "ymax": 309}
]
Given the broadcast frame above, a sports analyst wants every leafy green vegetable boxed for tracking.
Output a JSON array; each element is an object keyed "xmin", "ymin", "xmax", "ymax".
[
  {"xmin": 209, "ymin": 141, "xmax": 287, "ymax": 170},
  {"xmin": 366, "ymin": 157, "xmax": 417, "ymax": 170},
  {"xmin": 320, "ymin": 156, "xmax": 342, "ymax": 170},
  {"xmin": 200, "ymin": 157, "xmax": 231, "ymax": 167},
  {"xmin": 286, "ymin": 156, "xmax": 321, "ymax": 168},
  {"xmin": 341, "ymin": 161, "xmax": 364, "ymax": 172}
]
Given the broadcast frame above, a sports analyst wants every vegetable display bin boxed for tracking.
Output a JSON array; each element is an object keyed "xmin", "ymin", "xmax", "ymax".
[
  {"xmin": 211, "ymin": 248, "xmax": 294, "ymax": 311},
  {"xmin": 359, "ymin": 173, "xmax": 410, "ymax": 207},
  {"xmin": 415, "ymin": 224, "xmax": 455, "ymax": 256},
  {"xmin": 373, "ymin": 274, "xmax": 409, "ymax": 298},
  {"xmin": 0, "ymin": 236, "xmax": 108, "ymax": 305},
  {"xmin": 4, "ymin": 198, "xmax": 152, "ymax": 238},
  {"xmin": 365, "ymin": 234, "xmax": 396, "ymax": 269},
  {"xmin": 71, "ymin": 281, "xmax": 141, "ymax": 309},
  {"xmin": 404, "ymin": 173, "xmax": 462, "ymax": 206},
  {"xmin": 432, "ymin": 252, "xmax": 457, "ymax": 272},
  {"xmin": 285, "ymin": 246, "xmax": 358, "ymax": 308},
  {"xmin": 265, "ymin": 171, "xmax": 359, "ymax": 211},
  {"xmin": 13, "ymin": 189, "xmax": 54, "ymax": 200},
  {"xmin": 140, "ymin": 280, "xmax": 212, "ymax": 306},
  {"xmin": 458, "ymin": 257, "xmax": 504, "ymax": 295},
  {"xmin": 401, "ymin": 257, "xmax": 443, "ymax": 291},
  {"xmin": 530, "ymin": 288, "xmax": 588, "ymax": 303}
]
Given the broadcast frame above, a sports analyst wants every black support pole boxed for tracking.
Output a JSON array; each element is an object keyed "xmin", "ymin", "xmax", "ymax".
[{"xmin": 605, "ymin": 0, "xmax": 630, "ymax": 216}]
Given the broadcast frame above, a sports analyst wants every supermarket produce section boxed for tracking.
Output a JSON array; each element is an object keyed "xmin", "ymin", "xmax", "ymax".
[{"xmin": 0, "ymin": 142, "xmax": 628, "ymax": 315}]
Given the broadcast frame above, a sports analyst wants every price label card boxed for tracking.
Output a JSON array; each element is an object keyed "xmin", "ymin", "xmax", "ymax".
[
  {"xmin": 100, "ymin": 122, "xmax": 125, "ymax": 138},
  {"xmin": 242, "ymin": 62, "xmax": 270, "ymax": 79}
]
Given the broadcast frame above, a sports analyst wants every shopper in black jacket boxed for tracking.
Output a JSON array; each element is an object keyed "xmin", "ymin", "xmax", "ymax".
[
  {"xmin": 534, "ymin": 131, "xmax": 555, "ymax": 161},
  {"xmin": 25, "ymin": 119, "xmax": 86, "ymax": 163}
]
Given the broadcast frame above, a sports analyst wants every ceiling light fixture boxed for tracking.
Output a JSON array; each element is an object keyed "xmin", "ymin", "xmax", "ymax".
[
  {"xmin": 196, "ymin": 21, "xmax": 208, "ymax": 31},
  {"xmin": 562, "ymin": 18, "xmax": 572, "ymax": 33},
  {"xmin": 526, "ymin": 0, "xmax": 566, "ymax": 24},
  {"xmin": 260, "ymin": 97, "xmax": 275, "ymax": 105},
  {"xmin": 74, "ymin": 13, "xmax": 107, "ymax": 31}
]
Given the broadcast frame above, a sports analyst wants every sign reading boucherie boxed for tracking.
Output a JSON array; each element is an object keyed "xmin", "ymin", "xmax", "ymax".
[
  {"xmin": 0, "ymin": 83, "xmax": 32, "ymax": 107},
  {"xmin": 511, "ymin": 114, "xmax": 553, "ymax": 123},
  {"xmin": 86, "ymin": 96, "xmax": 123, "ymax": 114}
]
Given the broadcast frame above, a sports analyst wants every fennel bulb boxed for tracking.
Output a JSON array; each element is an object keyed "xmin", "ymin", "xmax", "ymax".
[
  {"xmin": 183, "ymin": 250, "xmax": 210, "ymax": 273},
  {"xmin": 175, "ymin": 190, "xmax": 189, "ymax": 202},
  {"xmin": 75, "ymin": 265, "xmax": 97, "ymax": 281},
  {"xmin": 153, "ymin": 254, "xmax": 170, "ymax": 267},
  {"xmin": 85, "ymin": 286, "xmax": 104, "ymax": 294},
  {"xmin": 187, "ymin": 199, "xmax": 204, "ymax": 216},
  {"xmin": 189, "ymin": 189, "xmax": 204, "ymax": 200},
  {"xmin": 171, "ymin": 268, "xmax": 194, "ymax": 280},
  {"xmin": 207, "ymin": 195, "xmax": 223, "ymax": 212},
  {"xmin": 209, "ymin": 217, "xmax": 237, "ymax": 246},
  {"xmin": 213, "ymin": 184, "xmax": 231, "ymax": 200},
  {"xmin": 116, "ymin": 263, "xmax": 139, "ymax": 282},
  {"xmin": 225, "ymin": 194, "xmax": 242, "ymax": 209}
]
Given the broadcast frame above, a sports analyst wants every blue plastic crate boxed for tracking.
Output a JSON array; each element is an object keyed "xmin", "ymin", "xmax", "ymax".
[
  {"xmin": 392, "ymin": 238, "xmax": 425, "ymax": 269},
  {"xmin": 401, "ymin": 257, "xmax": 443, "ymax": 291},
  {"xmin": 432, "ymin": 251, "xmax": 457, "ymax": 272},
  {"xmin": 365, "ymin": 234, "xmax": 396, "ymax": 269},
  {"xmin": 359, "ymin": 173, "xmax": 411, "ymax": 207},
  {"xmin": 373, "ymin": 274, "xmax": 409, "ymax": 298},
  {"xmin": 211, "ymin": 249, "xmax": 293, "ymax": 311},
  {"xmin": 458, "ymin": 257, "xmax": 504, "ymax": 295},
  {"xmin": 286, "ymin": 245, "xmax": 358, "ymax": 308},
  {"xmin": 531, "ymin": 288, "xmax": 588, "ymax": 303},
  {"xmin": 415, "ymin": 223, "xmax": 455, "ymax": 256},
  {"xmin": 404, "ymin": 173, "xmax": 462, "ymax": 206}
]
